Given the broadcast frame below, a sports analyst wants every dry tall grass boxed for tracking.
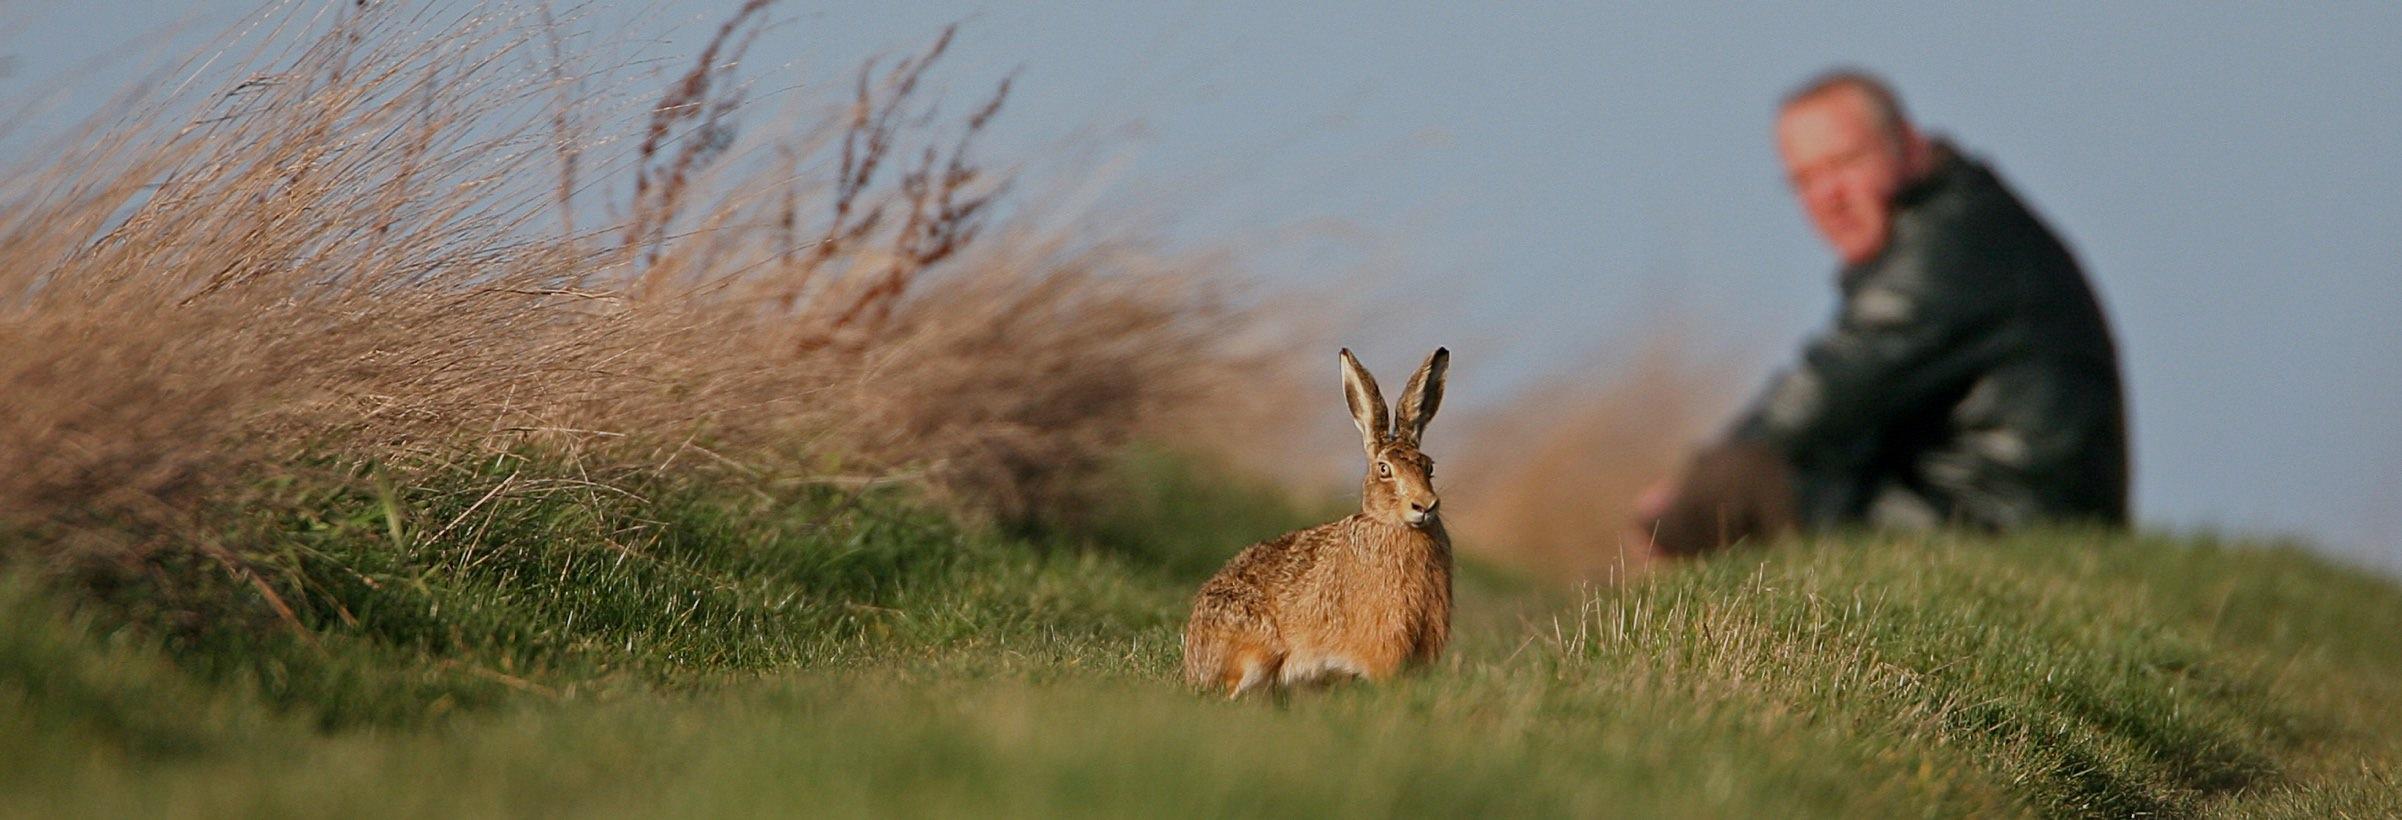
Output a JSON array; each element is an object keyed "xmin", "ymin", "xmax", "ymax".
[
  {"xmin": 1445, "ymin": 335, "xmax": 1737, "ymax": 580},
  {"xmin": 0, "ymin": 3, "xmax": 1242, "ymax": 561}
]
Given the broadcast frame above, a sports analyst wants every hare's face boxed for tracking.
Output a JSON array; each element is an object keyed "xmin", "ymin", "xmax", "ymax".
[
  {"xmin": 1339, "ymin": 346, "xmax": 1449, "ymax": 529},
  {"xmin": 1364, "ymin": 443, "xmax": 1440, "ymax": 528}
]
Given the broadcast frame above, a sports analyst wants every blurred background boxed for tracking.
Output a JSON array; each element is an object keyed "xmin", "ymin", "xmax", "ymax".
[{"xmin": 8, "ymin": 1, "xmax": 2397, "ymax": 572}]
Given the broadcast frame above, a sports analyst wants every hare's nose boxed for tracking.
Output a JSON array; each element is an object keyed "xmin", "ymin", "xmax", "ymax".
[{"xmin": 1411, "ymin": 498, "xmax": 1439, "ymax": 515}]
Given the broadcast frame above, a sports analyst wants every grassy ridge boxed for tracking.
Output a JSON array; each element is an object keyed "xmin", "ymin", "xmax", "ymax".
[{"xmin": 5, "ymin": 457, "xmax": 2399, "ymax": 817}]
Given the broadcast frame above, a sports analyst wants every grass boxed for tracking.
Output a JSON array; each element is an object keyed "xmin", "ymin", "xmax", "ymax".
[{"xmin": 4, "ymin": 455, "xmax": 2398, "ymax": 818}]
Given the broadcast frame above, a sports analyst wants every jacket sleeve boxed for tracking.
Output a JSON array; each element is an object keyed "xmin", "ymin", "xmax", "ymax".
[{"xmin": 1731, "ymin": 227, "xmax": 2020, "ymax": 496}]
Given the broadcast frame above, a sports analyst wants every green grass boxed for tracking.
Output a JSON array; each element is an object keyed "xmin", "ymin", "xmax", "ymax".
[{"xmin": 5, "ymin": 455, "xmax": 2399, "ymax": 818}]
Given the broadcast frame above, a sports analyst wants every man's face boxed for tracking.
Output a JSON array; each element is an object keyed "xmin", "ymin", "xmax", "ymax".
[{"xmin": 1777, "ymin": 89, "xmax": 1911, "ymax": 265}]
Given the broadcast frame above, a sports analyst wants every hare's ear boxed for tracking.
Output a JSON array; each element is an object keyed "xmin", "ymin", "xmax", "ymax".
[
  {"xmin": 1339, "ymin": 348, "xmax": 1389, "ymax": 455},
  {"xmin": 1393, "ymin": 347, "xmax": 1449, "ymax": 446}
]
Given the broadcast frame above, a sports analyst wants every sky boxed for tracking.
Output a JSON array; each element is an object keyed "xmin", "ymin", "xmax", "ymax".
[{"xmin": 8, "ymin": 2, "xmax": 2399, "ymax": 571}]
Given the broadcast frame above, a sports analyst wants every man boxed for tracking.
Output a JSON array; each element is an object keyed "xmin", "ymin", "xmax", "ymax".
[{"xmin": 1635, "ymin": 70, "xmax": 2129, "ymax": 556}]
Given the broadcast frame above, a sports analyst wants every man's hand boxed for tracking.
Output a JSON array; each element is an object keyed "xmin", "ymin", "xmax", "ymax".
[
  {"xmin": 1623, "ymin": 478, "xmax": 1678, "ymax": 556},
  {"xmin": 1634, "ymin": 478, "xmax": 1677, "ymax": 522},
  {"xmin": 1631, "ymin": 442, "xmax": 1801, "ymax": 558}
]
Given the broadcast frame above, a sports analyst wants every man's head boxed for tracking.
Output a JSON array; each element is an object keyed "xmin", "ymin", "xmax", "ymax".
[{"xmin": 1775, "ymin": 70, "xmax": 1935, "ymax": 265}]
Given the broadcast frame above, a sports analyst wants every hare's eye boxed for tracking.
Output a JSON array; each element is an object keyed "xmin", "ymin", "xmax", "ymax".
[{"xmin": 1377, "ymin": 461, "xmax": 1393, "ymax": 478}]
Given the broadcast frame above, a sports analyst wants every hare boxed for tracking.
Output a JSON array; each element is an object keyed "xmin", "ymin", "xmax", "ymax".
[{"xmin": 1182, "ymin": 347, "xmax": 1452, "ymax": 698}]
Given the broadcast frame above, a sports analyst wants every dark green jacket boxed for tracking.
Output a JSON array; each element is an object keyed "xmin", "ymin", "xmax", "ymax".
[{"xmin": 1731, "ymin": 144, "xmax": 2129, "ymax": 531}]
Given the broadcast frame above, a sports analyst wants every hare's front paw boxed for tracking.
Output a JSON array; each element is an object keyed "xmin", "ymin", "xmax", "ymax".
[{"xmin": 1277, "ymin": 652, "xmax": 1370, "ymax": 687}]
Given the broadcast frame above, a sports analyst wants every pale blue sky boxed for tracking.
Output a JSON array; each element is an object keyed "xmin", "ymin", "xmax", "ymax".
[{"xmin": 9, "ymin": 3, "xmax": 2399, "ymax": 570}]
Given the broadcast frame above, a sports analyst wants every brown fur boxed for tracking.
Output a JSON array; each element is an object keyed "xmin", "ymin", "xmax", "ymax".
[{"xmin": 1182, "ymin": 348, "xmax": 1453, "ymax": 698}]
